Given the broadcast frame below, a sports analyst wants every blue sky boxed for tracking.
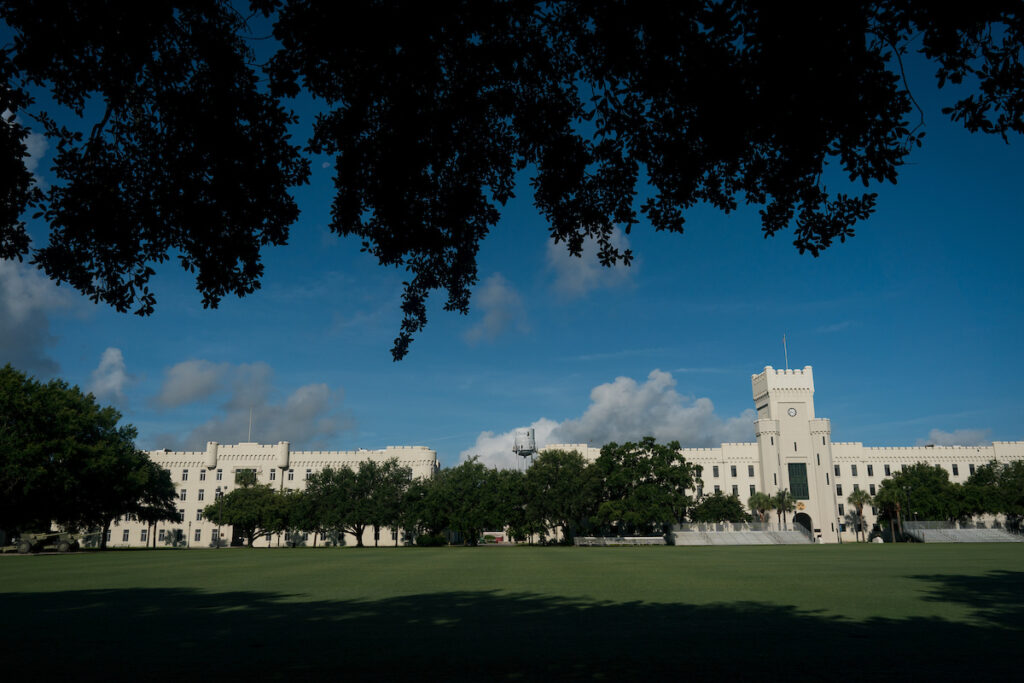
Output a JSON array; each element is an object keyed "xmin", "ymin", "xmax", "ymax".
[{"xmin": 3, "ymin": 53, "xmax": 1022, "ymax": 468}]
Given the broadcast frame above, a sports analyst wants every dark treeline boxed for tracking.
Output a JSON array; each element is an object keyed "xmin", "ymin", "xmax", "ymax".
[{"xmin": 207, "ymin": 437, "xmax": 755, "ymax": 547}]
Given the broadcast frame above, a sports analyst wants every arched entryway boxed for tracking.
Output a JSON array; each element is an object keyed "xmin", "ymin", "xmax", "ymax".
[{"xmin": 793, "ymin": 512, "xmax": 812, "ymax": 535}]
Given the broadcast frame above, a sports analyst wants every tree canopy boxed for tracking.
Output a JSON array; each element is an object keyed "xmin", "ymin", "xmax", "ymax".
[
  {"xmin": 2, "ymin": 2, "xmax": 1022, "ymax": 358},
  {"xmin": 0, "ymin": 364, "xmax": 177, "ymax": 544}
]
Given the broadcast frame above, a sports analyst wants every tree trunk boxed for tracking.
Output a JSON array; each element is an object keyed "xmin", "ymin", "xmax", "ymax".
[{"xmin": 100, "ymin": 521, "xmax": 110, "ymax": 550}]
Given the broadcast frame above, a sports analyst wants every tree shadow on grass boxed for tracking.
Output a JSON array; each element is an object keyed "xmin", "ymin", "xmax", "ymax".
[
  {"xmin": 1, "ymin": 577, "xmax": 1020, "ymax": 681},
  {"xmin": 911, "ymin": 570, "xmax": 1024, "ymax": 630}
]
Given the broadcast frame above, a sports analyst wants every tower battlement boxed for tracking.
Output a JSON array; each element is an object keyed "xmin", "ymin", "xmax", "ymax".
[{"xmin": 752, "ymin": 365, "xmax": 814, "ymax": 402}]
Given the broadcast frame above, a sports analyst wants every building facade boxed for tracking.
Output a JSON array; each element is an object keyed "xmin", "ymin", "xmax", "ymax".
[
  {"xmin": 547, "ymin": 365, "xmax": 1024, "ymax": 543},
  {"xmin": 103, "ymin": 442, "xmax": 438, "ymax": 549}
]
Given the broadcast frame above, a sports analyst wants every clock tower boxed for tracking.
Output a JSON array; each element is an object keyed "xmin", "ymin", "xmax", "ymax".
[{"xmin": 752, "ymin": 366, "xmax": 840, "ymax": 542}]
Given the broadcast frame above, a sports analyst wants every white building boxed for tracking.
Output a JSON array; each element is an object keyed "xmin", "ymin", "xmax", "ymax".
[
  {"xmin": 104, "ymin": 443, "xmax": 438, "ymax": 549},
  {"xmin": 547, "ymin": 365, "xmax": 1024, "ymax": 543}
]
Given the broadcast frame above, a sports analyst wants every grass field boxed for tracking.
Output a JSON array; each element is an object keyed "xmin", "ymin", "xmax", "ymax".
[{"xmin": 2, "ymin": 544, "xmax": 1022, "ymax": 680}]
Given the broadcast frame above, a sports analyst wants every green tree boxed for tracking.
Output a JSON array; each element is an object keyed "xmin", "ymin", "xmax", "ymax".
[
  {"xmin": 773, "ymin": 489, "xmax": 796, "ymax": 528},
  {"xmin": 3, "ymin": 4, "xmax": 1021, "ymax": 359},
  {"xmin": 0, "ymin": 364, "xmax": 176, "ymax": 547},
  {"xmin": 747, "ymin": 491, "xmax": 773, "ymax": 524},
  {"xmin": 202, "ymin": 485, "xmax": 282, "ymax": 547},
  {"xmin": 440, "ymin": 458, "xmax": 504, "ymax": 546},
  {"xmin": 366, "ymin": 459, "xmax": 413, "ymax": 547},
  {"xmin": 690, "ymin": 491, "xmax": 749, "ymax": 524},
  {"xmin": 592, "ymin": 437, "xmax": 699, "ymax": 536},
  {"xmin": 964, "ymin": 460, "xmax": 1024, "ymax": 532},
  {"xmin": 525, "ymin": 449, "xmax": 596, "ymax": 543},
  {"xmin": 847, "ymin": 488, "xmax": 873, "ymax": 542},
  {"xmin": 874, "ymin": 480, "xmax": 905, "ymax": 542}
]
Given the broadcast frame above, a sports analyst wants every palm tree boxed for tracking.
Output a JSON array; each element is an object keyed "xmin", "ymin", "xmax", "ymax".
[
  {"xmin": 847, "ymin": 489, "xmax": 873, "ymax": 542},
  {"xmin": 874, "ymin": 483, "xmax": 904, "ymax": 542},
  {"xmin": 774, "ymin": 489, "xmax": 796, "ymax": 529},
  {"xmin": 747, "ymin": 491, "xmax": 773, "ymax": 524}
]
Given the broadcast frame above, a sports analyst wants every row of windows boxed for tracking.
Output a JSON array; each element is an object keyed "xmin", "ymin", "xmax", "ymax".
[
  {"xmin": 179, "ymin": 467, "xmax": 321, "ymax": 482},
  {"xmin": 710, "ymin": 465, "xmax": 757, "ymax": 478},
  {"xmin": 708, "ymin": 484, "xmax": 759, "ymax": 496},
  {"xmin": 832, "ymin": 463, "xmax": 976, "ymax": 478},
  {"xmin": 180, "ymin": 469, "xmax": 224, "ymax": 482}
]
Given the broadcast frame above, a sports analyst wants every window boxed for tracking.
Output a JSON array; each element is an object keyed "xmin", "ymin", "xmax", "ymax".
[
  {"xmin": 822, "ymin": 436, "xmax": 826, "ymax": 445},
  {"xmin": 212, "ymin": 530, "xmax": 219, "ymax": 542},
  {"xmin": 196, "ymin": 510, "xmax": 202, "ymax": 521},
  {"xmin": 732, "ymin": 485, "xmax": 738, "ymax": 496},
  {"xmin": 749, "ymin": 484, "xmax": 756, "ymax": 495},
  {"xmin": 182, "ymin": 469, "xmax": 189, "ymax": 481},
  {"xmin": 773, "ymin": 473, "xmax": 777, "ymax": 485},
  {"xmin": 884, "ymin": 464, "xmax": 891, "ymax": 476},
  {"xmin": 696, "ymin": 486, "xmax": 703, "ymax": 497},
  {"xmin": 122, "ymin": 529, "xmax": 130, "ymax": 542},
  {"xmin": 816, "ymin": 454, "xmax": 820, "ymax": 466},
  {"xmin": 391, "ymin": 529, "xmax": 398, "ymax": 541},
  {"xmin": 178, "ymin": 509, "xmax": 185, "ymax": 522},
  {"xmin": 788, "ymin": 463, "xmax": 809, "ymax": 500},
  {"xmin": 730, "ymin": 465, "xmax": 737, "ymax": 477},
  {"xmin": 838, "ymin": 504, "xmax": 845, "ymax": 516},
  {"xmin": 851, "ymin": 465, "xmax": 858, "ymax": 477},
  {"xmin": 871, "ymin": 506, "xmax": 878, "ymax": 515},
  {"xmin": 270, "ymin": 469, "xmax": 276, "ymax": 481},
  {"xmin": 194, "ymin": 529, "xmax": 202, "ymax": 542},
  {"xmin": 853, "ymin": 483, "xmax": 860, "ymax": 492},
  {"xmin": 869, "ymin": 484, "xmax": 876, "ymax": 495},
  {"xmin": 793, "ymin": 441, "xmax": 797, "ymax": 451},
  {"xmin": 867, "ymin": 465, "xmax": 874, "ymax": 477},
  {"xmin": 836, "ymin": 484, "xmax": 843, "ymax": 496},
  {"xmin": 198, "ymin": 489, "xmax": 205, "ymax": 501},
  {"xmin": 288, "ymin": 469, "xmax": 294, "ymax": 481},
  {"xmin": 180, "ymin": 488, "xmax": 187, "ymax": 501},
  {"xmin": 215, "ymin": 489, "xmax": 223, "ymax": 500},
  {"xmin": 714, "ymin": 485, "xmax": 721, "ymax": 493},
  {"xmin": 770, "ymin": 436, "xmax": 774, "ymax": 446},
  {"xmin": 826, "ymin": 473, "xmax": 829, "ymax": 484},
  {"xmin": 141, "ymin": 529, "xmax": 148, "ymax": 543},
  {"xmin": 216, "ymin": 469, "xmax": 223, "ymax": 481},
  {"xmin": 105, "ymin": 529, "xmax": 111, "ymax": 543},
  {"xmin": 748, "ymin": 465, "xmax": 755, "ymax": 477},
  {"xmin": 834, "ymin": 465, "xmax": 840, "ymax": 477},
  {"xmin": 969, "ymin": 464, "xmax": 976, "ymax": 475},
  {"xmin": 902, "ymin": 464, "xmax": 908, "ymax": 472},
  {"xmin": 713, "ymin": 466, "xmax": 719, "ymax": 478},
  {"xmin": 158, "ymin": 529, "xmax": 166, "ymax": 541},
  {"xmin": 952, "ymin": 464, "xmax": 959, "ymax": 476},
  {"xmin": 305, "ymin": 469, "xmax": 312, "ymax": 480},
  {"xmin": 200, "ymin": 469, "xmax": 206, "ymax": 481}
]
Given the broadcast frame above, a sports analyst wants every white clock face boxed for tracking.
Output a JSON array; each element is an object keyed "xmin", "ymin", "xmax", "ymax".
[{"xmin": 787, "ymin": 407, "xmax": 797, "ymax": 417}]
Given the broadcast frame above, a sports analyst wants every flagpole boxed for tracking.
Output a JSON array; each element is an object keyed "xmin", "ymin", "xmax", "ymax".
[{"xmin": 783, "ymin": 334, "xmax": 789, "ymax": 370}]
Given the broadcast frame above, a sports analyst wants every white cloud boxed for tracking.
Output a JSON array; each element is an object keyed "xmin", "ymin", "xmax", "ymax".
[
  {"xmin": 89, "ymin": 347, "xmax": 131, "ymax": 403},
  {"xmin": 460, "ymin": 369, "xmax": 756, "ymax": 469},
  {"xmin": 459, "ymin": 418, "xmax": 561, "ymax": 470},
  {"xmin": 916, "ymin": 428, "xmax": 992, "ymax": 447},
  {"xmin": 23, "ymin": 131, "xmax": 48, "ymax": 178},
  {"xmin": 545, "ymin": 228, "xmax": 632, "ymax": 298},
  {"xmin": 150, "ymin": 360, "xmax": 352, "ymax": 450},
  {"xmin": 0, "ymin": 260, "xmax": 74, "ymax": 376},
  {"xmin": 464, "ymin": 273, "xmax": 528, "ymax": 344}
]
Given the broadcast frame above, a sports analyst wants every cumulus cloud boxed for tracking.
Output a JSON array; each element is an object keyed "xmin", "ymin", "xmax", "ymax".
[
  {"xmin": 545, "ymin": 228, "xmax": 632, "ymax": 298},
  {"xmin": 150, "ymin": 359, "xmax": 352, "ymax": 451},
  {"xmin": 89, "ymin": 347, "xmax": 131, "ymax": 403},
  {"xmin": 0, "ymin": 260, "xmax": 74, "ymax": 376},
  {"xmin": 916, "ymin": 428, "xmax": 992, "ymax": 447},
  {"xmin": 23, "ymin": 131, "xmax": 48, "ymax": 178},
  {"xmin": 464, "ymin": 273, "xmax": 528, "ymax": 344},
  {"xmin": 460, "ymin": 369, "xmax": 756, "ymax": 469}
]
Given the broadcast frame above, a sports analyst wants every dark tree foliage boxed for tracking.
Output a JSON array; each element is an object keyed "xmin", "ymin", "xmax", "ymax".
[
  {"xmin": 689, "ymin": 491, "xmax": 749, "ymax": 524},
  {"xmin": 963, "ymin": 460, "xmax": 1024, "ymax": 531},
  {"xmin": 1, "ymin": 2, "xmax": 1021, "ymax": 358},
  {"xmin": 592, "ymin": 437, "xmax": 699, "ymax": 535},
  {"xmin": 202, "ymin": 484, "xmax": 284, "ymax": 547},
  {"xmin": 0, "ymin": 364, "xmax": 176, "ymax": 544}
]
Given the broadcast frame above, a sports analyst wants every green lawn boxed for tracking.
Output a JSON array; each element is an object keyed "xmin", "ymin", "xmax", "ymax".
[{"xmin": 2, "ymin": 544, "xmax": 1022, "ymax": 680}]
